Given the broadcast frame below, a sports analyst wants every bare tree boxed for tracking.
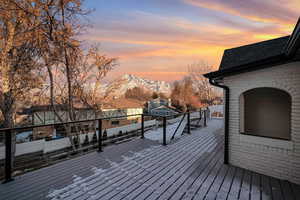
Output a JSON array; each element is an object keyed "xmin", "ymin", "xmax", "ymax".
[
  {"xmin": 188, "ymin": 61, "xmax": 220, "ymax": 105},
  {"xmin": 37, "ymin": 1, "xmax": 116, "ymax": 149},
  {"xmin": 125, "ymin": 87, "xmax": 152, "ymax": 101},
  {"xmin": 0, "ymin": 1, "xmax": 44, "ymax": 144},
  {"xmin": 170, "ymin": 78, "xmax": 200, "ymax": 112},
  {"xmin": 0, "ymin": 0, "xmax": 116, "ymax": 152},
  {"xmin": 73, "ymin": 46, "xmax": 118, "ymax": 111}
]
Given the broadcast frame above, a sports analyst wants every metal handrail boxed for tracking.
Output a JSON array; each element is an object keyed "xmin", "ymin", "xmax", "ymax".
[
  {"xmin": 0, "ymin": 108, "xmax": 207, "ymax": 183},
  {"xmin": 0, "ymin": 113, "xmax": 143, "ymax": 132},
  {"xmin": 170, "ymin": 113, "xmax": 186, "ymax": 140},
  {"xmin": 0, "ymin": 112, "xmax": 196, "ymax": 133}
]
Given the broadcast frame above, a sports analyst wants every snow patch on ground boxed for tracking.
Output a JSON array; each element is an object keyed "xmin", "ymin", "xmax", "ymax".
[
  {"xmin": 46, "ymin": 119, "xmax": 223, "ymax": 200},
  {"xmin": 144, "ymin": 115, "xmax": 187, "ymax": 143},
  {"xmin": 47, "ymin": 145, "xmax": 161, "ymax": 199}
]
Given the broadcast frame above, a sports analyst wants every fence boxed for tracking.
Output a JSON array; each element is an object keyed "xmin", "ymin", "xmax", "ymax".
[{"xmin": 0, "ymin": 109, "xmax": 209, "ymax": 183}]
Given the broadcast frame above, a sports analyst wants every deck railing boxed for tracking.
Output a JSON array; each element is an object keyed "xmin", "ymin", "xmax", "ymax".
[{"xmin": 0, "ymin": 108, "xmax": 210, "ymax": 183}]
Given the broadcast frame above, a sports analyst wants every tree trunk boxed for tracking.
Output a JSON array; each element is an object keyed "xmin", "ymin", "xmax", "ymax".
[
  {"xmin": 1, "ymin": 63, "xmax": 16, "ymax": 171},
  {"xmin": 46, "ymin": 65, "xmax": 76, "ymax": 151},
  {"xmin": 60, "ymin": 0, "xmax": 81, "ymax": 149}
]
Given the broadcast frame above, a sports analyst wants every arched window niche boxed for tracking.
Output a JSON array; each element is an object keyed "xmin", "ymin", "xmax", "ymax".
[{"xmin": 239, "ymin": 87, "xmax": 291, "ymax": 140}]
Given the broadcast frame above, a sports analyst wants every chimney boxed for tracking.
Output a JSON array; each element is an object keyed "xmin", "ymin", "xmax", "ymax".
[
  {"xmin": 168, "ymin": 98, "xmax": 172, "ymax": 107},
  {"xmin": 147, "ymin": 101, "xmax": 151, "ymax": 113}
]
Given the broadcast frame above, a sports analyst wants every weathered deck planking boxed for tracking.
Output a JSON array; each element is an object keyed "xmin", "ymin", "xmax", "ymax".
[
  {"xmin": 204, "ymin": 163, "xmax": 229, "ymax": 200},
  {"xmin": 261, "ymin": 175, "xmax": 273, "ymax": 200},
  {"xmin": 179, "ymin": 147, "xmax": 223, "ymax": 200},
  {"xmin": 250, "ymin": 172, "xmax": 261, "ymax": 200},
  {"xmin": 215, "ymin": 166, "xmax": 236, "ymax": 200},
  {"xmin": 239, "ymin": 170, "xmax": 251, "ymax": 200},
  {"xmin": 270, "ymin": 177, "xmax": 283, "ymax": 200},
  {"xmin": 280, "ymin": 180, "xmax": 295, "ymax": 200},
  {"xmin": 0, "ymin": 119, "xmax": 299, "ymax": 200}
]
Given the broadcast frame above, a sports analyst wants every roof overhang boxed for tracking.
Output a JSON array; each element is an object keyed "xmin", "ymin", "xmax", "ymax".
[
  {"xmin": 204, "ymin": 54, "xmax": 289, "ymax": 79},
  {"xmin": 285, "ymin": 18, "xmax": 300, "ymax": 57},
  {"xmin": 205, "ymin": 17, "xmax": 300, "ymax": 80}
]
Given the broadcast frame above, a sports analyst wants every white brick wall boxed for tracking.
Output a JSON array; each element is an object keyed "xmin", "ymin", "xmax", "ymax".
[{"xmin": 224, "ymin": 61, "xmax": 300, "ymax": 184}]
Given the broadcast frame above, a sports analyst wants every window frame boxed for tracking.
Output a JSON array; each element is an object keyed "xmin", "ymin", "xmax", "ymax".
[{"xmin": 239, "ymin": 87, "xmax": 291, "ymax": 141}]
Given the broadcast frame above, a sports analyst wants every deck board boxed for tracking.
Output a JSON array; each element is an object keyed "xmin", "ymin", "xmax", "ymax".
[
  {"xmin": 216, "ymin": 166, "xmax": 236, "ymax": 200},
  {"xmin": 239, "ymin": 170, "xmax": 251, "ymax": 200},
  {"xmin": 0, "ymin": 119, "xmax": 300, "ymax": 200},
  {"xmin": 250, "ymin": 172, "xmax": 261, "ymax": 200},
  {"xmin": 280, "ymin": 180, "xmax": 295, "ymax": 200},
  {"xmin": 180, "ymin": 147, "xmax": 223, "ymax": 200},
  {"xmin": 270, "ymin": 177, "xmax": 283, "ymax": 200},
  {"xmin": 204, "ymin": 164, "xmax": 229, "ymax": 200},
  {"xmin": 291, "ymin": 183, "xmax": 300, "ymax": 199},
  {"xmin": 192, "ymin": 155, "xmax": 224, "ymax": 200},
  {"xmin": 261, "ymin": 175, "xmax": 272, "ymax": 200},
  {"xmin": 227, "ymin": 167, "xmax": 244, "ymax": 200}
]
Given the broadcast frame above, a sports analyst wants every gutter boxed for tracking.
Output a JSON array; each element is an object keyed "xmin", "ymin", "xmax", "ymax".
[
  {"xmin": 285, "ymin": 17, "xmax": 300, "ymax": 57},
  {"xmin": 209, "ymin": 78, "xmax": 229, "ymax": 165}
]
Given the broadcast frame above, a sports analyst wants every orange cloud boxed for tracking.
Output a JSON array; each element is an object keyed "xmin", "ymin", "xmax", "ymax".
[
  {"xmin": 184, "ymin": 0, "xmax": 299, "ymax": 26},
  {"xmin": 83, "ymin": 4, "xmax": 299, "ymax": 82}
]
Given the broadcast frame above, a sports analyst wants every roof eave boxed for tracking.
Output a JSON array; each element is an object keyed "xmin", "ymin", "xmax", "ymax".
[
  {"xmin": 285, "ymin": 17, "xmax": 300, "ymax": 57},
  {"xmin": 204, "ymin": 54, "xmax": 289, "ymax": 79}
]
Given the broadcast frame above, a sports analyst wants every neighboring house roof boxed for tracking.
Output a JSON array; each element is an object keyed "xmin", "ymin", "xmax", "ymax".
[
  {"xmin": 149, "ymin": 98, "xmax": 169, "ymax": 104},
  {"xmin": 20, "ymin": 102, "xmax": 99, "ymax": 114},
  {"xmin": 20, "ymin": 105, "xmax": 70, "ymax": 114},
  {"xmin": 152, "ymin": 97, "xmax": 167, "ymax": 101},
  {"xmin": 150, "ymin": 105, "xmax": 179, "ymax": 112},
  {"xmin": 21, "ymin": 98, "xmax": 144, "ymax": 115},
  {"xmin": 101, "ymin": 98, "xmax": 144, "ymax": 109},
  {"xmin": 204, "ymin": 17, "xmax": 300, "ymax": 79}
]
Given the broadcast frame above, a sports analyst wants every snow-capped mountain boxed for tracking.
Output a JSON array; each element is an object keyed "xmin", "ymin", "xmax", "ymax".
[{"xmin": 104, "ymin": 74, "xmax": 172, "ymax": 97}]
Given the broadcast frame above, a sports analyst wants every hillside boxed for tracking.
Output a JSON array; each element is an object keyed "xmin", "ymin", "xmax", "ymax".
[{"xmin": 104, "ymin": 74, "xmax": 172, "ymax": 97}]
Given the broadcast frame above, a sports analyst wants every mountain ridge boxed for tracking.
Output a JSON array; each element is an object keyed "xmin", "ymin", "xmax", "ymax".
[{"xmin": 103, "ymin": 74, "xmax": 172, "ymax": 97}]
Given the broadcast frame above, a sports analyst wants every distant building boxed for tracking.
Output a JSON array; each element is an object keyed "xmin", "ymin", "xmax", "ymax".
[
  {"xmin": 20, "ymin": 104, "xmax": 96, "ymax": 140},
  {"xmin": 21, "ymin": 104, "xmax": 95, "ymax": 125},
  {"xmin": 147, "ymin": 98, "xmax": 179, "ymax": 116},
  {"xmin": 20, "ymin": 98, "xmax": 144, "ymax": 139},
  {"xmin": 100, "ymin": 98, "xmax": 144, "ymax": 128}
]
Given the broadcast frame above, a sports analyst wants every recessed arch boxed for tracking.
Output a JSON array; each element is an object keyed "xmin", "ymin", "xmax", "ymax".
[{"xmin": 239, "ymin": 87, "xmax": 291, "ymax": 140}]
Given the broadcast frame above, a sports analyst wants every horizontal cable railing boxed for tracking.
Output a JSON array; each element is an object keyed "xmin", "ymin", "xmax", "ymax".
[{"xmin": 0, "ymin": 108, "xmax": 211, "ymax": 183}]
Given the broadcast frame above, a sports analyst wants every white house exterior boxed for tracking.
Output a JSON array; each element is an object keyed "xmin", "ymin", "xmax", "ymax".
[
  {"xmin": 205, "ymin": 18, "xmax": 300, "ymax": 184},
  {"xmin": 224, "ymin": 62, "xmax": 300, "ymax": 184},
  {"xmin": 101, "ymin": 107, "xmax": 143, "ymax": 119}
]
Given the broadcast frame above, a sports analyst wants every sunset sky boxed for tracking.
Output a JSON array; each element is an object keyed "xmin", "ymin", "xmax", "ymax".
[{"xmin": 83, "ymin": 0, "xmax": 300, "ymax": 82}]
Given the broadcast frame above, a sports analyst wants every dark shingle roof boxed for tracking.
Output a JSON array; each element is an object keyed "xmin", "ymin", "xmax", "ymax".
[
  {"xmin": 286, "ymin": 18, "xmax": 300, "ymax": 56},
  {"xmin": 219, "ymin": 36, "xmax": 290, "ymax": 70}
]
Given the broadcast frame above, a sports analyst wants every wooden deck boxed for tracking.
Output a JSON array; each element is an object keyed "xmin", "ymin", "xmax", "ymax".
[{"xmin": 0, "ymin": 119, "xmax": 299, "ymax": 200}]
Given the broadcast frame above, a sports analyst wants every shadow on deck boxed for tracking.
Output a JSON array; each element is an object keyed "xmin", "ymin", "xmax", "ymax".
[{"xmin": 0, "ymin": 119, "xmax": 299, "ymax": 200}]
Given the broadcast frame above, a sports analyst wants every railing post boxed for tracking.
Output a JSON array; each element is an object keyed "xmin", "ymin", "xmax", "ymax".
[
  {"xmin": 141, "ymin": 114, "xmax": 144, "ymax": 139},
  {"xmin": 206, "ymin": 108, "xmax": 210, "ymax": 120},
  {"xmin": 98, "ymin": 119, "xmax": 103, "ymax": 152},
  {"xmin": 204, "ymin": 110, "xmax": 207, "ymax": 127},
  {"xmin": 3, "ymin": 129, "xmax": 13, "ymax": 183},
  {"xmin": 187, "ymin": 112, "xmax": 191, "ymax": 134},
  {"xmin": 199, "ymin": 108, "xmax": 202, "ymax": 120},
  {"xmin": 163, "ymin": 117, "xmax": 167, "ymax": 146}
]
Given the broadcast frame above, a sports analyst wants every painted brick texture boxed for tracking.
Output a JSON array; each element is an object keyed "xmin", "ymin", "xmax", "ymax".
[{"xmin": 224, "ymin": 62, "xmax": 300, "ymax": 184}]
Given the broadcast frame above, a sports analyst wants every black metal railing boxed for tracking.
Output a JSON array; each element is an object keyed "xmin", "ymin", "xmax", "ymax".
[
  {"xmin": 143, "ymin": 109, "xmax": 209, "ymax": 146},
  {"xmin": 0, "ymin": 108, "xmax": 210, "ymax": 183},
  {"xmin": 171, "ymin": 113, "xmax": 186, "ymax": 140}
]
